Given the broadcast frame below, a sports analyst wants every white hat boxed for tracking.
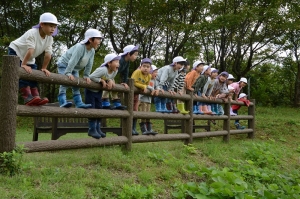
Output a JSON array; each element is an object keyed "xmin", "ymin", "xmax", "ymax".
[
  {"xmin": 228, "ymin": 74, "xmax": 235, "ymax": 80},
  {"xmin": 80, "ymin": 29, "xmax": 104, "ymax": 44},
  {"xmin": 32, "ymin": 12, "xmax": 60, "ymax": 36},
  {"xmin": 228, "ymin": 85, "xmax": 235, "ymax": 91},
  {"xmin": 192, "ymin": 61, "xmax": 204, "ymax": 70},
  {"xmin": 100, "ymin": 53, "xmax": 121, "ymax": 67},
  {"xmin": 121, "ymin": 45, "xmax": 139, "ymax": 56},
  {"xmin": 239, "ymin": 77, "xmax": 248, "ymax": 84},
  {"xmin": 201, "ymin": 65, "xmax": 211, "ymax": 74},
  {"xmin": 238, "ymin": 93, "xmax": 247, "ymax": 99},
  {"xmin": 150, "ymin": 65, "xmax": 158, "ymax": 74},
  {"xmin": 170, "ymin": 56, "xmax": 186, "ymax": 66}
]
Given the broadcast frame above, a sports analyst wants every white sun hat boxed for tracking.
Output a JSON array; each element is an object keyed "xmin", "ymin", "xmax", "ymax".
[
  {"xmin": 100, "ymin": 53, "xmax": 121, "ymax": 67},
  {"xmin": 228, "ymin": 74, "xmax": 235, "ymax": 80},
  {"xmin": 170, "ymin": 56, "xmax": 187, "ymax": 66},
  {"xmin": 201, "ymin": 65, "xmax": 211, "ymax": 74},
  {"xmin": 32, "ymin": 12, "xmax": 61, "ymax": 36},
  {"xmin": 80, "ymin": 29, "xmax": 104, "ymax": 44},
  {"xmin": 192, "ymin": 61, "xmax": 205, "ymax": 70},
  {"xmin": 239, "ymin": 77, "xmax": 248, "ymax": 84},
  {"xmin": 121, "ymin": 45, "xmax": 139, "ymax": 56},
  {"xmin": 150, "ymin": 65, "xmax": 158, "ymax": 74},
  {"xmin": 238, "ymin": 93, "xmax": 247, "ymax": 99}
]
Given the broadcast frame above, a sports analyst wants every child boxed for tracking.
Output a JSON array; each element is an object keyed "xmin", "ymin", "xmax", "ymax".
[
  {"xmin": 202, "ymin": 68, "xmax": 218, "ymax": 114},
  {"xmin": 102, "ymin": 45, "xmax": 139, "ymax": 109},
  {"xmin": 8, "ymin": 12, "xmax": 60, "ymax": 106},
  {"xmin": 232, "ymin": 93, "xmax": 250, "ymax": 129},
  {"xmin": 154, "ymin": 56, "xmax": 186, "ymax": 112},
  {"xmin": 229, "ymin": 77, "xmax": 248, "ymax": 100},
  {"xmin": 131, "ymin": 58, "xmax": 158, "ymax": 135},
  {"xmin": 228, "ymin": 85, "xmax": 237, "ymax": 116},
  {"xmin": 57, "ymin": 28, "xmax": 103, "ymax": 108},
  {"xmin": 167, "ymin": 61, "xmax": 190, "ymax": 114},
  {"xmin": 84, "ymin": 53, "xmax": 120, "ymax": 139},
  {"xmin": 192, "ymin": 65, "xmax": 211, "ymax": 114},
  {"xmin": 227, "ymin": 74, "xmax": 235, "ymax": 85},
  {"xmin": 211, "ymin": 71, "xmax": 229, "ymax": 115}
]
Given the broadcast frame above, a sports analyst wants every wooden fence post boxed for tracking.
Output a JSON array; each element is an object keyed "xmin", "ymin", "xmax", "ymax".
[
  {"xmin": 248, "ymin": 99, "xmax": 255, "ymax": 138},
  {"xmin": 0, "ymin": 56, "xmax": 20, "ymax": 153},
  {"xmin": 184, "ymin": 90, "xmax": 193, "ymax": 145},
  {"xmin": 122, "ymin": 78, "xmax": 134, "ymax": 151},
  {"xmin": 223, "ymin": 101, "xmax": 231, "ymax": 142}
]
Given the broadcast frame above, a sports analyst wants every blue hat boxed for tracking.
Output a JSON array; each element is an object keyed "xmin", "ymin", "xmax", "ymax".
[
  {"xmin": 141, "ymin": 58, "xmax": 152, "ymax": 65},
  {"xmin": 219, "ymin": 71, "xmax": 229, "ymax": 77}
]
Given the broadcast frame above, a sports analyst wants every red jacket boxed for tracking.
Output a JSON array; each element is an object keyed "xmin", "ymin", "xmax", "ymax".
[{"xmin": 232, "ymin": 98, "xmax": 250, "ymax": 111}]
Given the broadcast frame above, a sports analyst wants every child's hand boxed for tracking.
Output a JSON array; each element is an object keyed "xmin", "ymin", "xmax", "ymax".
[
  {"xmin": 84, "ymin": 77, "xmax": 91, "ymax": 84},
  {"xmin": 202, "ymin": 94, "xmax": 207, "ymax": 99},
  {"xmin": 169, "ymin": 90, "xmax": 176, "ymax": 95},
  {"xmin": 107, "ymin": 80, "xmax": 113, "ymax": 89},
  {"xmin": 189, "ymin": 88, "xmax": 194, "ymax": 91},
  {"xmin": 151, "ymin": 89, "xmax": 160, "ymax": 96},
  {"xmin": 121, "ymin": 83, "xmax": 129, "ymax": 89},
  {"xmin": 143, "ymin": 88, "xmax": 148, "ymax": 93},
  {"xmin": 178, "ymin": 90, "xmax": 183, "ymax": 95},
  {"xmin": 194, "ymin": 94, "xmax": 198, "ymax": 98},
  {"xmin": 68, "ymin": 75, "xmax": 75, "ymax": 81},
  {"xmin": 101, "ymin": 80, "xmax": 107, "ymax": 88},
  {"xmin": 21, "ymin": 65, "xmax": 32, "ymax": 74},
  {"xmin": 41, "ymin": 68, "xmax": 50, "ymax": 76}
]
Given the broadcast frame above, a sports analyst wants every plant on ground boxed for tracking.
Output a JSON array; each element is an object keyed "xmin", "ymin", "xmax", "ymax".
[{"xmin": 117, "ymin": 184, "xmax": 156, "ymax": 199}]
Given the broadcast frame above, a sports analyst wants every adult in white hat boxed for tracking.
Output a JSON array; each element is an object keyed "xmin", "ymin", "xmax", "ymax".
[
  {"xmin": 8, "ymin": 12, "xmax": 61, "ymax": 106},
  {"xmin": 56, "ymin": 28, "xmax": 103, "ymax": 108},
  {"xmin": 154, "ymin": 56, "xmax": 186, "ymax": 112},
  {"xmin": 229, "ymin": 77, "xmax": 248, "ymax": 100}
]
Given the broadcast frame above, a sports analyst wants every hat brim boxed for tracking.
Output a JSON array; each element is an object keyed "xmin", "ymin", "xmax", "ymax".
[
  {"xmin": 32, "ymin": 24, "xmax": 59, "ymax": 36},
  {"xmin": 121, "ymin": 44, "xmax": 139, "ymax": 56},
  {"xmin": 201, "ymin": 66, "xmax": 211, "ymax": 75},
  {"xmin": 101, "ymin": 56, "xmax": 121, "ymax": 67}
]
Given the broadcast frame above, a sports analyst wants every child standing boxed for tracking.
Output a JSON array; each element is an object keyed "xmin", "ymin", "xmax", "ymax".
[
  {"xmin": 211, "ymin": 71, "xmax": 229, "ymax": 115},
  {"xmin": 8, "ymin": 12, "xmax": 60, "ymax": 106},
  {"xmin": 202, "ymin": 68, "xmax": 219, "ymax": 114},
  {"xmin": 101, "ymin": 45, "xmax": 139, "ymax": 110},
  {"xmin": 154, "ymin": 56, "xmax": 186, "ymax": 112},
  {"xmin": 131, "ymin": 58, "xmax": 158, "ymax": 135},
  {"xmin": 84, "ymin": 53, "xmax": 120, "ymax": 139},
  {"xmin": 57, "ymin": 28, "xmax": 103, "ymax": 108},
  {"xmin": 232, "ymin": 93, "xmax": 250, "ymax": 129},
  {"xmin": 192, "ymin": 65, "xmax": 211, "ymax": 114}
]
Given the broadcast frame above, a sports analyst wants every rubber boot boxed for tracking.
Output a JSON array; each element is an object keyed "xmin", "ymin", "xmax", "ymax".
[
  {"xmin": 161, "ymin": 98, "xmax": 169, "ymax": 113},
  {"xmin": 31, "ymin": 87, "xmax": 49, "ymax": 105},
  {"xmin": 193, "ymin": 105, "xmax": 200, "ymax": 114},
  {"xmin": 212, "ymin": 104, "xmax": 221, "ymax": 115},
  {"xmin": 202, "ymin": 105, "xmax": 212, "ymax": 115},
  {"xmin": 58, "ymin": 93, "xmax": 73, "ymax": 108},
  {"xmin": 102, "ymin": 98, "xmax": 114, "ymax": 109},
  {"xmin": 166, "ymin": 102, "xmax": 173, "ymax": 112},
  {"xmin": 139, "ymin": 122, "xmax": 149, "ymax": 135},
  {"xmin": 230, "ymin": 107, "xmax": 237, "ymax": 116},
  {"xmin": 132, "ymin": 119, "xmax": 139, "ymax": 135},
  {"xmin": 113, "ymin": 99, "xmax": 127, "ymax": 110},
  {"xmin": 207, "ymin": 105, "xmax": 216, "ymax": 115},
  {"xmin": 96, "ymin": 119, "xmax": 106, "ymax": 138},
  {"xmin": 177, "ymin": 103, "xmax": 189, "ymax": 114},
  {"xmin": 235, "ymin": 122, "xmax": 245, "ymax": 130},
  {"xmin": 172, "ymin": 103, "xmax": 180, "ymax": 113},
  {"xmin": 73, "ymin": 94, "xmax": 92, "ymax": 108},
  {"xmin": 146, "ymin": 122, "xmax": 158, "ymax": 135},
  {"xmin": 154, "ymin": 97, "xmax": 163, "ymax": 112},
  {"xmin": 88, "ymin": 119, "xmax": 101, "ymax": 139},
  {"xmin": 20, "ymin": 86, "xmax": 40, "ymax": 106}
]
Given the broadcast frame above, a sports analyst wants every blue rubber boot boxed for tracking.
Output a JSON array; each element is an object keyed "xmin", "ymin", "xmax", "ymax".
[
  {"xmin": 58, "ymin": 93, "xmax": 73, "ymax": 108},
  {"xmin": 113, "ymin": 99, "xmax": 127, "ymax": 110},
  {"xmin": 132, "ymin": 119, "xmax": 139, "ymax": 135},
  {"xmin": 73, "ymin": 94, "xmax": 92, "ymax": 108},
  {"xmin": 96, "ymin": 119, "xmax": 106, "ymax": 138},
  {"xmin": 102, "ymin": 98, "xmax": 114, "ymax": 109},
  {"xmin": 154, "ymin": 97, "xmax": 163, "ymax": 112},
  {"xmin": 88, "ymin": 119, "xmax": 101, "ymax": 139},
  {"xmin": 160, "ymin": 98, "xmax": 169, "ymax": 113}
]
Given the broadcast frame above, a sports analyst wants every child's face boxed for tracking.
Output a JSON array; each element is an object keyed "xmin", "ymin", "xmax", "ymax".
[
  {"xmin": 40, "ymin": 23, "xmax": 57, "ymax": 36},
  {"xmin": 196, "ymin": 64, "xmax": 204, "ymax": 73},
  {"xmin": 185, "ymin": 65, "xmax": 191, "ymax": 72},
  {"xmin": 89, "ymin": 38, "xmax": 102, "ymax": 49},
  {"xmin": 140, "ymin": 63, "xmax": 151, "ymax": 75},
  {"xmin": 129, "ymin": 51, "xmax": 139, "ymax": 62},
  {"xmin": 211, "ymin": 72, "xmax": 218, "ymax": 79},
  {"xmin": 219, "ymin": 75, "xmax": 227, "ymax": 83},
  {"xmin": 174, "ymin": 62, "xmax": 184, "ymax": 71},
  {"xmin": 227, "ymin": 79, "xmax": 234, "ymax": 85},
  {"xmin": 205, "ymin": 68, "xmax": 211, "ymax": 75},
  {"xmin": 240, "ymin": 82, "xmax": 247, "ymax": 88},
  {"xmin": 108, "ymin": 60, "xmax": 120, "ymax": 72},
  {"xmin": 151, "ymin": 70, "xmax": 158, "ymax": 79}
]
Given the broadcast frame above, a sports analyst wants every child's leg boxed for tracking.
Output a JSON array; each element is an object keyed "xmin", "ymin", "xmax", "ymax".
[
  {"xmin": 71, "ymin": 70, "xmax": 91, "ymax": 108},
  {"xmin": 111, "ymin": 84, "xmax": 127, "ymax": 110},
  {"xmin": 145, "ymin": 103, "xmax": 157, "ymax": 135},
  {"xmin": 57, "ymin": 63, "xmax": 73, "ymax": 107}
]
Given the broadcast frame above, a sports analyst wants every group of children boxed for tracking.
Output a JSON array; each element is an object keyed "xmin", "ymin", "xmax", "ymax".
[{"xmin": 9, "ymin": 12, "xmax": 250, "ymax": 139}]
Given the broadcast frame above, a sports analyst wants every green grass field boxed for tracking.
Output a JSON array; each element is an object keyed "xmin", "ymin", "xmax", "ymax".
[{"xmin": 1, "ymin": 106, "xmax": 300, "ymax": 198}]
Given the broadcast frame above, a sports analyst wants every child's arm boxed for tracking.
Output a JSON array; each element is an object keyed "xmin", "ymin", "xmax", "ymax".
[
  {"xmin": 65, "ymin": 45, "xmax": 84, "ymax": 80},
  {"xmin": 185, "ymin": 72, "xmax": 195, "ymax": 91},
  {"xmin": 21, "ymin": 48, "xmax": 35, "ymax": 73},
  {"xmin": 41, "ymin": 52, "xmax": 51, "ymax": 76}
]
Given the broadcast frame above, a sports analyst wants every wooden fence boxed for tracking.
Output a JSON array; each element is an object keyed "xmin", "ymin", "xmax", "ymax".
[{"xmin": 0, "ymin": 55, "xmax": 255, "ymax": 153}]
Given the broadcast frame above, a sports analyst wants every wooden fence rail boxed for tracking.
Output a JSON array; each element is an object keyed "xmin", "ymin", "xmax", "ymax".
[{"xmin": 0, "ymin": 55, "xmax": 255, "ymax": 153}]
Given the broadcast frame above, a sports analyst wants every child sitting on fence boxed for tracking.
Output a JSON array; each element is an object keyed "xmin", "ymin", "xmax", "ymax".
[
  {"xmin": 211, "ymin": 71, "xmax": 229, "ymax": 115},
  {"xmin": 232, "ymin": 93, "xmax": 250, "ymax": 129},
  {"xmin": 202, "ymin": 67, "xmax": 218, "ymax": 114},
  {"xmin": 154, "ymin": 56, "xmax": 186, "ymax": 112},
  {"xmin": 131, "ymin": 59, "xmax": 158, "ymax": 135},
  {"xmin": 8, "ymin": 12, "xmax": 60, "ymax": 106},
  {"xmin": 192, "ymin": 65, "xmax": 212, "ymax": 114},
  {"xmin": 56, "ymin": 28, "xmax": 103, "ymax": 108},
  {"xmin": 84, "ymin": 53, "xmax": 121, "ymax": 139},
  {"xmin": 101, "ymin": 45, "xmax": 139, "ymax": 110}
]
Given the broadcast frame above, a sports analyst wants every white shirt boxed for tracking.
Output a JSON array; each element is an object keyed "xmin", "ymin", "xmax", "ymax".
[{"xmin": 9, "ymin": 28, "xmax": 53, "ymax": 64}]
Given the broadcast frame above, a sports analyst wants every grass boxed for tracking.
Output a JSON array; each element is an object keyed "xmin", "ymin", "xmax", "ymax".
[{"xmin": 1, "ymin": 106, "xmax": 300, "ymax": 198}]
